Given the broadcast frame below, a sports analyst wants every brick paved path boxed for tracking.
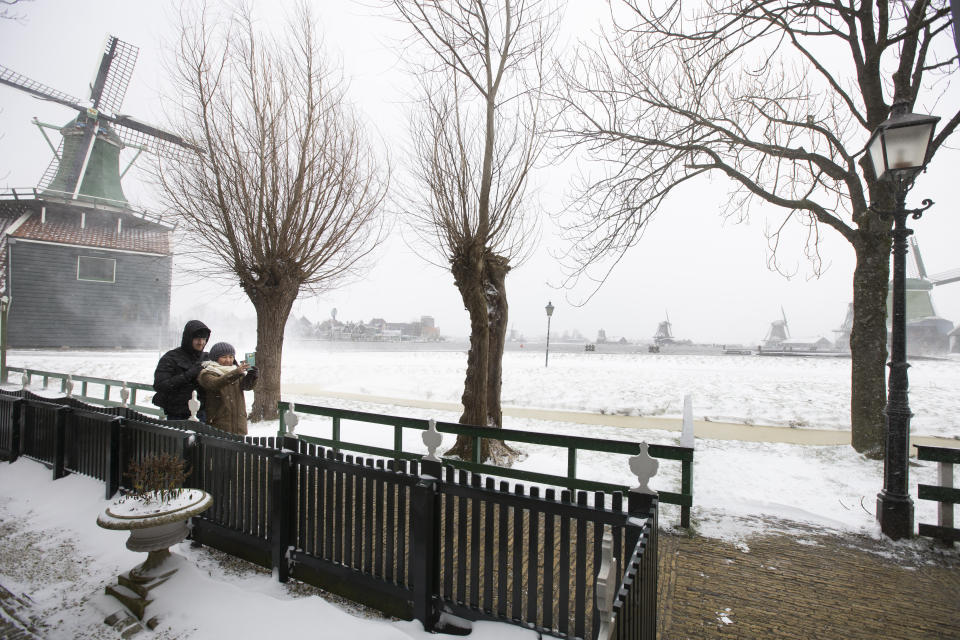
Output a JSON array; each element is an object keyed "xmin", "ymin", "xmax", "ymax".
[
  {"xmin": 0, "ymin": 584, "xmax": 42, "ymax": 640},
  {"xmin": 657, "ymin": 523, "xmax": 960, "ymax": 639}
]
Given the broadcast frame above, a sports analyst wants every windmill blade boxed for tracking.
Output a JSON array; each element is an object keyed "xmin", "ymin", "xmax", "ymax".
[
  {"xmin": 929, "ymin": 268, "xmax": 960, "ymax": 287},
  {"xmin": 0, "ymin": 64, "xmax": 87, "ymax": 112},
  {"xmin": 90, "ymin": 36, "xmax": 139, "ymax": 116},
  {"xmin": 109, "ymin": 116, "xmax": 202, "ymax": 160},
  {"xmin": 908, "ymin": 236, "xmax": 928, "ymax": 279}
]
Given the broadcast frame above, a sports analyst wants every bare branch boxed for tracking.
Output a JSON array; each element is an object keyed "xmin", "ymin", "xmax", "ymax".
[{"xmin": 155, "ymin": 1, "xmax": 389, "ymax": 421}]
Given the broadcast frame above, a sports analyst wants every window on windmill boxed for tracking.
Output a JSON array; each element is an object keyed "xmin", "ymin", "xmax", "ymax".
[{"xmin": 77, "ymin": 256, "xmax": 116, "ymax": 283}]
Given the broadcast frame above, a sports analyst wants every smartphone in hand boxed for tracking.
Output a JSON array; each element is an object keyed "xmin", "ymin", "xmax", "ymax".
[{"xmin": 245, "ymin": 352, "xmax": 256, "ymax": 366}]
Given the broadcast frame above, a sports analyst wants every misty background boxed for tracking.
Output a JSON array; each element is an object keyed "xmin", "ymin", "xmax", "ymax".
[{"xmin": 2, "ymin": 1, "xmax": 958, "ymax": 346}]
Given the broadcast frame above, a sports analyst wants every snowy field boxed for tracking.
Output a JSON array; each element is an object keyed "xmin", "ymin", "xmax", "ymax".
[
  {"xmin": 1, "ymin": 344, "xmax": 958, "ymax": 639},
  {"xmin": 7, "ymin": 343, "xmax": 960, "ymax": 538},
  {"xmin": 9, "ymin": 343, "xmax": 960, "ymax": 436}
]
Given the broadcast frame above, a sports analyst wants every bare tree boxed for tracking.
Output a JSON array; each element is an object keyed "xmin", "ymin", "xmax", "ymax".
[
  {"xmin": 158, "ymin": 3, "xmax": 388, "ymax": 421},
  {"xmin": 388, "ymin": 0, "xmax": 556, "ymax": 463},
  {"xmin": 554, "ymin": 1, "xmax": 959, "ymax": 456}
]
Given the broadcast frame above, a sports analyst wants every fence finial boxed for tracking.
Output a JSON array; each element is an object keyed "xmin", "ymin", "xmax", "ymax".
[
  {"xmin": 629, "ymin": 442, "xmax": 659, "ymax": 494},
  {"xmin": 595, "ymin": 527, "xmax": 619, "ymax": 640},
  {"xmin": 422, "ymin": 419, "xmax": 442, "ymax": 462},
  {"xmin": 188, "ymin": 391, "xmax": 200, "ymax": 422},
  {"xmin": 120, "ymin": 382, "xmax": 130, "ymax": 408},
  {"xmin": 284, "ymin": 402, "xmax": 300, "ymax": 436},
  {"xmin": 65, "ymin": 374, "xmax": 74, "ymax": 399}
]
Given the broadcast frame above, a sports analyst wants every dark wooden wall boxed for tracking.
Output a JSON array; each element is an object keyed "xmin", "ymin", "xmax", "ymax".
[{"xmin": 6, "ymin": 238, "xmax": 171, "ymax": 348}]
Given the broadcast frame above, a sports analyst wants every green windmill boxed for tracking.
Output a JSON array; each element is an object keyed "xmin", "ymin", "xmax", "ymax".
[
  {"xmin": 0, "ymin": 35, "xmax": 198, "ymax": 349},
  {"xmin": 884, "ymin": 237, "xmax": 959, "ymax": 355}
]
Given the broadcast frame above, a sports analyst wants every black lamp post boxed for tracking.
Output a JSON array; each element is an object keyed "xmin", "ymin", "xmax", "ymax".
[
  {"xmin": 866, "ymin": 101, "xmax": 940, "ymax": 540},
  {"xmin": 545, "ymin": 301, "xmax": 554, "ymax": 367}
]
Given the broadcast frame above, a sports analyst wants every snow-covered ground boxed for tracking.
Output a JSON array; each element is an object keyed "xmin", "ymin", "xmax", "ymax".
[{"xmin": 1, "ymin": 344, "xmax": 957, "ymax": 639}]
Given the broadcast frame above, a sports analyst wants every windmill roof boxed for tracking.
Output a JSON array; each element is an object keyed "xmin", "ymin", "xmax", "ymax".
[{"xmin": 9, "ymin": 216, "xmax": 170, "ymax": 255}]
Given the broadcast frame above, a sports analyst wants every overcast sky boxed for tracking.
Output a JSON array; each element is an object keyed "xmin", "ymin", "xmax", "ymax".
[{"xmin": 2, "ymin": 1, "xmax": 958, "ymax": 345}]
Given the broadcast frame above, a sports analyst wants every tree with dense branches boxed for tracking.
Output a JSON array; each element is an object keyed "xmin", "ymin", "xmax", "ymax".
[
  {"xmin": 554, "ymin": 0, "xmax": 959, "ymax": 456},
  {"xmin": 158, "ymin": 4, "xmax": 387, "ymax": 421},
  {"xmin": 388, "ymin": 0, "xmax": 558, "ymax": 463}
]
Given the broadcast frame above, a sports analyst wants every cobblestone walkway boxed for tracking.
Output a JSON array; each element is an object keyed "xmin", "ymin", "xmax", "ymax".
[
  {"xmin": 0, "ymin": 584, "xmax": 42, "ymax": 640},
  {"xmin": 657, "ymin": 523, "xmax": 960, "ymax": 639}
]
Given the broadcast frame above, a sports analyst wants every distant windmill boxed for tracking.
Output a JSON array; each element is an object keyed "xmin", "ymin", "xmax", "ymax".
[
  {"xmin": 653, "ymin": 311, "xmax": 675, "ymax": 346},
  {"xmin": 763, "ymin": 307, "xmax": 790, "ymax": 348},
  {"xmin": 0, "ymin": 35, "xmax": 198, "ymax": 349},
  {"xmin": 834, "ymin": 237, "xmax": 959, "ymax": 354},
  {"xmin": 887, "ymin": 237, "xmax": 958, "ymax": 354}
]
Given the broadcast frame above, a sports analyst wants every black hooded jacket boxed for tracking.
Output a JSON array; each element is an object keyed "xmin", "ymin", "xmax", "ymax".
[{"xmin": 152, "ymin": 320, "xmax": 211, "ymax": 418}]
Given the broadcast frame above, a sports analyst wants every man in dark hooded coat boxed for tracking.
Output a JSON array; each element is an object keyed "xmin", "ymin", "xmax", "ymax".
[{"xmin": 152, "ymin": 320, "xmax": 211, "ymax": 420}]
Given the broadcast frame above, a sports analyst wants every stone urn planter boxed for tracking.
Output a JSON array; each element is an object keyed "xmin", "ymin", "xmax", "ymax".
[
  {"xmin": 97, "ymin": 488, "xmax": 213, "ymax": 577},
  {"xmin": 96, "ymin": 488, "xmax": 212, "ymax": 621},
  {"xmin": 96, "ymin": 453, "xmax": 212, "ymax": 622}
]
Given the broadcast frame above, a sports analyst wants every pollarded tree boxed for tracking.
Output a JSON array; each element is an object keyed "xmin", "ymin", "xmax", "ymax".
[
  {"xmin": 554, "ymin": 0, "xmax": 959, "ymax": 456},
  {"xmin": 158, "ymin": 3, "xmax": 388, "ymax": 421},
  {"xmin": 388, "ymin": 0, "xmax": 558, "ymax": 463}
]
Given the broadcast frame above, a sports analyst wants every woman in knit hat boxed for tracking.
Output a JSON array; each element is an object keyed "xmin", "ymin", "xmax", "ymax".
[{"xmin": 198, "ymin": 342, "xmax": 259, "ymax": 435}]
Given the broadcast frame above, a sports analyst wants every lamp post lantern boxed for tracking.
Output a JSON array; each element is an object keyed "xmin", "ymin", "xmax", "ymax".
[
  {"xmin": 866, "ymin": 100, "xmax": 939, "ymax": 540},
  {"xmin": 545, "ymin": 301, "xmax": 555, "ymax": 367}
]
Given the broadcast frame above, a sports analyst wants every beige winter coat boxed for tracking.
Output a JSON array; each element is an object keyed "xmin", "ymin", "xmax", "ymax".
[{"xmin": 198, "ymin": 362, "xmax": 258, "ymax": 435}]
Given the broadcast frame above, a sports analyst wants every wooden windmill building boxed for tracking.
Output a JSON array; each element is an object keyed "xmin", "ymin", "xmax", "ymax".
[{"xmin": 0, "ymin": 36, "xmax": 195, "ymax": 348}]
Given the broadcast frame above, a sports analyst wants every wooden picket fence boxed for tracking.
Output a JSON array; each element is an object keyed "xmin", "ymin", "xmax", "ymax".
[{"xmin": 0, "ymin": 389, "xmax": 659, "ymax": 639}]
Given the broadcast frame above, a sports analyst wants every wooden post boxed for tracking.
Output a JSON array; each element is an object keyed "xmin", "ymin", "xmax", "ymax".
[
  {"xmin": 8, "ymin": 398, "xmax": 22, "ymax": 463},
  {"xmin": 939, "ymin": 461, "xmax": 955, "ymax": 535},
  {"xmin": 182, "ymin": 431, "xmax": 199, "ymax": 490},
  {"xmin": 411, "ymin": 476, "xmax": 439, "ymax": 631},
  {"xmin": 52, "ymin": 405, "xmax": 69, "ymax": 480},
  {"xmin": 270, "ymin": 452, "xmax": 292, "ymax": 583},
  {"xmin": 106, "ymin": 417, "xmax": 122, "ymax": 499}
]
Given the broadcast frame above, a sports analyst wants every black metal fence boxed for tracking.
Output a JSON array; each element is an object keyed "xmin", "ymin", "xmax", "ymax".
[{"xmin": 0, "ymin": 389, "xmax": 659, "ymax": 639}]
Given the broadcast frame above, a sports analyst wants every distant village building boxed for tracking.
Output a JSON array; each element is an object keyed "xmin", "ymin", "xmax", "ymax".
[
  {"xmin": 778, "ymin": 337, "xmax": 834, "ymax": 352},
  {"xmin": 315, "ymin": 314, "xmax": 441, "ymax": 341}
]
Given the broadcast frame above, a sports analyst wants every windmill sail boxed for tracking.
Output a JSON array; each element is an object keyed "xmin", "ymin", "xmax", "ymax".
[
  {"xmin": 1, "ymin": 35, "xmax": 199, "ymax": 203},
  {"xmin": 91, "ymin": 36, "xmax": 138, "ymax": 115}
]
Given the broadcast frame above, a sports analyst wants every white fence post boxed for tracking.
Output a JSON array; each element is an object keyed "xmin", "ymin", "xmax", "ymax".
[
  {"xmin": 188, "ymin": 391, "xmax": 200, "ymax": 422},
  {"xmin": 284, "ymin": 402, "xmax": 300, "ymax": 437},
  {"xmin": 595, "ymin": 527, "xmax": 618, "ymax": 640},
  {"xmin": 422, "ymin": 419, "xmax": 442, "ymax": 462},
  {"xmin": 680, "ymin": 393, "xmax": 695, "ymax": 448},
  {"xmin": 939, "ymin": 461, "xmax": 955, "ymax": 532}
]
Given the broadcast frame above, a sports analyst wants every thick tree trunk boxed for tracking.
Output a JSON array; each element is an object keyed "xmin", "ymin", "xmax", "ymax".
[
  {"xmin": 248, "ymin": 287, "xmax": 297, "ymax": 422},
  {"xmin": 849, "ymin": 228, "xmax": 892, "ymax": 458},
  {"xmin": 445, "ymin": 247, "xmax": 517, "ymax": 464},
  {"xmin": 481, "ymin": 254, "xmax": 517, "ymax": 465},
  {"xmin": 485, "ymin": 254, "xmax": 509, "ymax": 430},
  {"xmin": 452, "ymin": 242, "xmax": 489, "ymax": 430}
]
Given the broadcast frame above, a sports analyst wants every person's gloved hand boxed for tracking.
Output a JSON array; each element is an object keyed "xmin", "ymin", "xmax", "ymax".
[
  {"xmin": 186, "ymin": 363, "xmax": 203, "ymax": 380},
  {"xmin": 247, "ymin": 366, "xmax": 259, "ymax": 380}
]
